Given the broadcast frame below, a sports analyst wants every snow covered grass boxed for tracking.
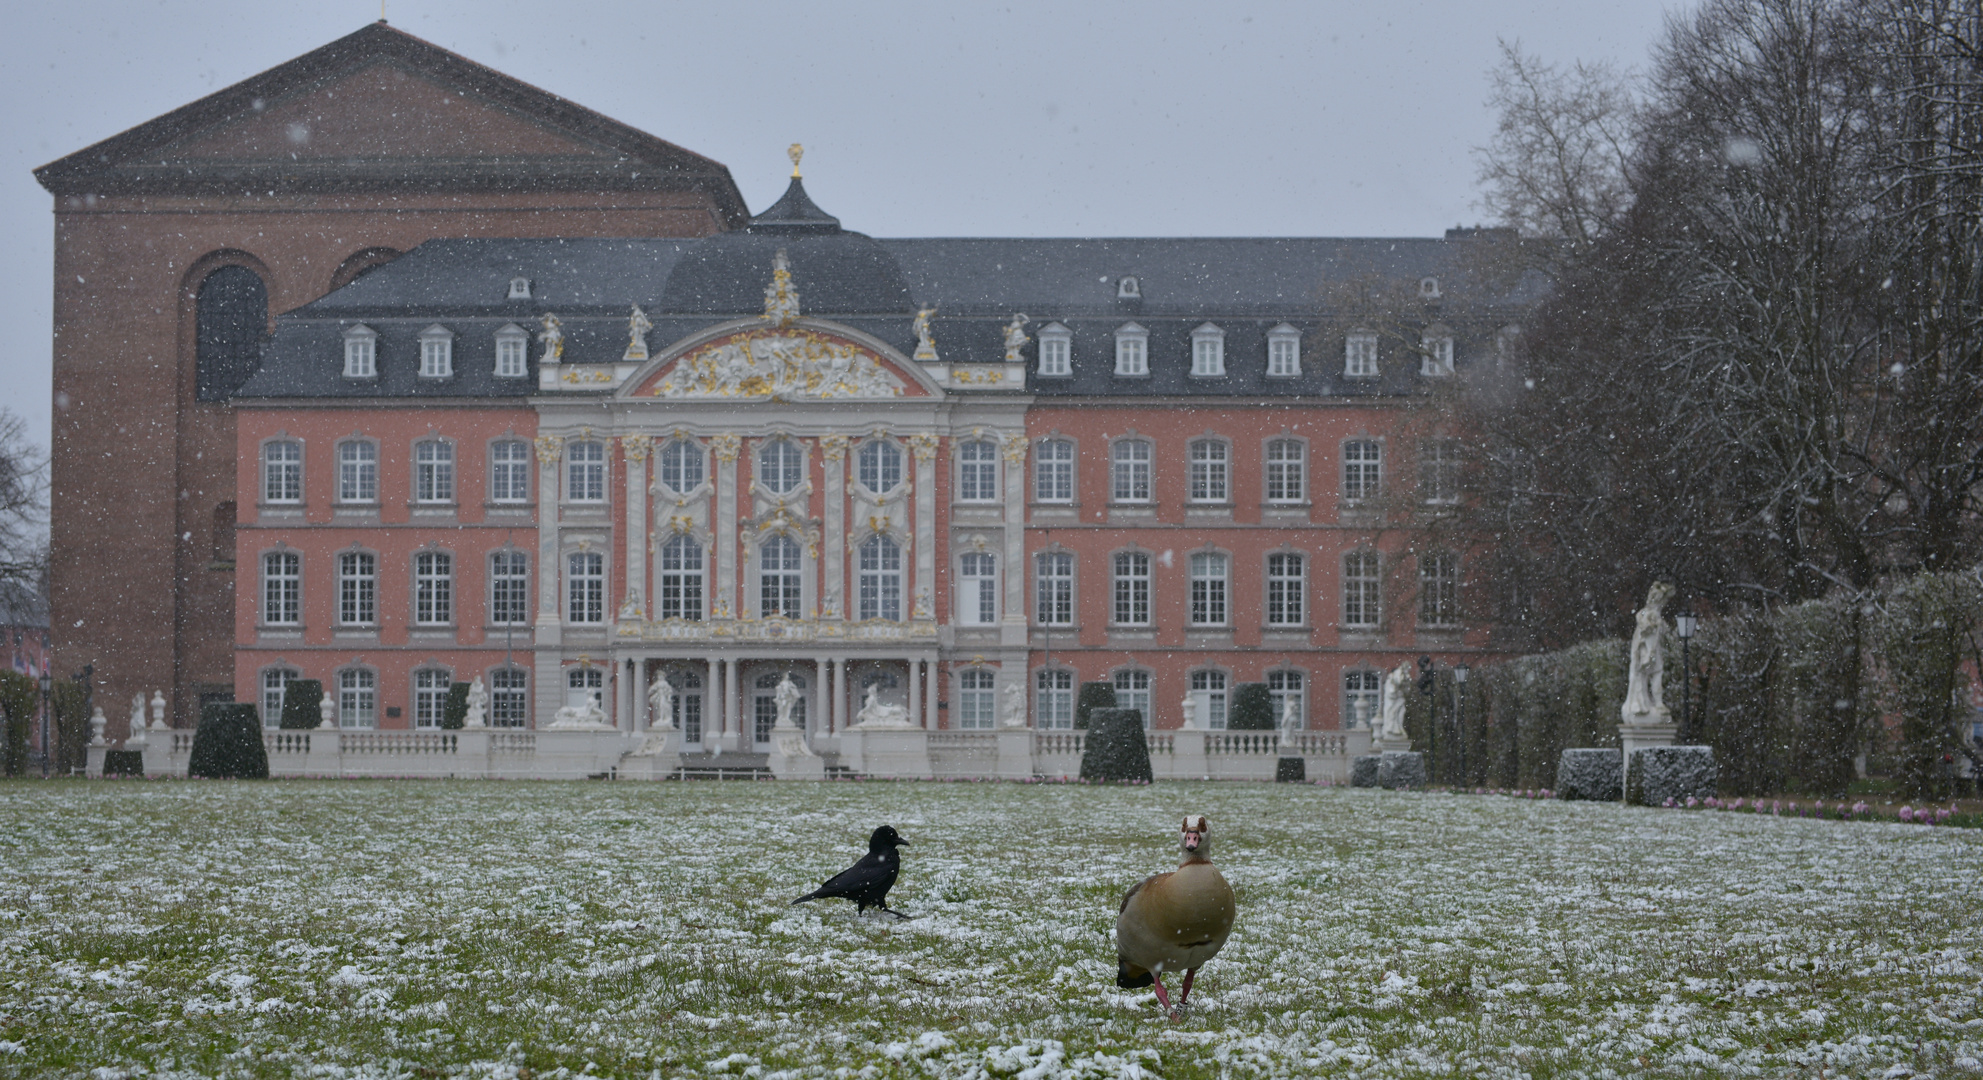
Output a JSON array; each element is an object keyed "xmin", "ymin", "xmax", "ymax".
[{"xmin": 1, "ymin": 781, "xmax": 1979, "ymax": 1079}]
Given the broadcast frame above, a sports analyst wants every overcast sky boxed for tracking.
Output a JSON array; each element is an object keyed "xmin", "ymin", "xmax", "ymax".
[{"xmin": 0, "ymin": 0, "xmax": 1675, "ymax": 455}]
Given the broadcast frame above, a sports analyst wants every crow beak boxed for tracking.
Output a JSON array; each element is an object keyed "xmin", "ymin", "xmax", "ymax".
[{"xmin": 897, "ymin": 836, "xmax": 910, "ymax": 845}]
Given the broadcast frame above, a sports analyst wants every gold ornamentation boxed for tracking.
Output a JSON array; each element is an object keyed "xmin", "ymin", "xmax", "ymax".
[
  {"xmin": 559, "ymin": 368, "xmax": 612, "ymax": 384},
  {"xmin": 912, "ymin": 305, "xmax": 938, "ymax": 361},
  {"xmin": 1002, "ymin": 432, "xmax": 1030, "ymax": 465},
  {"xmin": 666, "ymin": 514, "xmax": 695, "ymax": 535},
  {"xmin": 650, "ymin": 328, "xmax": 900, "ymax": 400},
  {"xmin": 1003, "ymin": 313, "xmax": 1031, "ymax": 362},
  {"xmin": 710, "ymin": 434, "xmax": 741, "ymax": 462},
  {"xmin": 907, "ymin": 433, "xmax": 940, "ymax": 463},
  {"xmin": 539, "ymin": 313, "xmax": 564, "ymax": 363},
  {"xmin": 533, "ymin": 434, "xmax": 563, "ymax": 465},
  {"xmin": 789, "ymin": 142, "xmax": 804, "ymax": 177},
  {"xmin": 912, "ymin": 589, "xmax": 933, "ymax": 620},
  {"xmin": 764, "ymin": 249, "xmax": 800, "ymax": 326},
  {"xmin": 621, "ymin": 434, "xmax": 653, "ymax": 461},
  {"xmin": 820, "ymin": 434, "xmax": 850, "ymax": 461},
  {"xmin": 625, "ymin": 305, "xmax": 652, "ymax": 361},
  {"xmin": 951, "ymin": 366, "xmax": 1005, "ymax": 385}
]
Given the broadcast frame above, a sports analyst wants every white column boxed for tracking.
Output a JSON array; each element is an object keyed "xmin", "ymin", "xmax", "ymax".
[
  {"xmin": 832, "ymin": 656, "xmax": 846, "ymax": 733},
  {"xmin": 813, "ymin": 656, "xmax": 829, "ymax": 738},
  {"xmin": 925, "ymin": 654, "xmax": 940, "ymax": 730},
  {"xmin": 633, "ymin": 658, "xmax": 649, "ymax": 732},
  {"xmin": 908, "ymin": 658, "xmax": 921, "ymax": 730},
  {"xmin": 712, "ymin": 658, "xmax": 727, "ymax": 746}
]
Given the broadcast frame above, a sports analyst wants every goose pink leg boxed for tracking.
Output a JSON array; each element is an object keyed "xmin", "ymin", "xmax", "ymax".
[
  {"xmin": 1151, "ymin": 976, "xmax": 1175, "ymax": 1018},
  {"xmin": 1178, "ymin": 968, "xmax": 1197, "ymax": 1007}
]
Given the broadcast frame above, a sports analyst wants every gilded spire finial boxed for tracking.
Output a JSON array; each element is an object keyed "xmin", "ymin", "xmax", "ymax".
[{"xmin": 788, "ymin": 143, "xmax": 804, "ymax": 178}]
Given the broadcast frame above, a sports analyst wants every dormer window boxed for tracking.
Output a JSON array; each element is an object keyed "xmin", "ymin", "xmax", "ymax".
[
  {"xmin": 508, "ymin": 277, "xmax": 532, "ymax": 300},
  {"xmin": 342, "ymin": 325, "xmax": 377, "ymax": 379},
  {"xmin": 494, "ymin": 324, "xmax": 529, "ymax": 378},
  {"xmin": 1420, "ymin": 328, "xmax": 1455, "ymax": 377},
  {"xmin": 1117, "ymin": 276, "xmax": 1141, "ymax": 299},
  {"xmin": 1419, "ymin": 276, "xmax": 1441, "ymax": 299},
  {"xmin": 1267, "ymin": 324, "xmax": 1301, "ymax": 376},
  {"xmin": 1114, "ymin": 323, "xmax": 1148, "ymax": 376},
  {"xmin": 1345, "ymin": 332, "xmax": 1379, "ymax": 377},
  {"xmin": 1037, "ymin": 322, "xmax": 1072, "ymax": 377},
  {"xmin": 419, "ymin": 325, "xmax": 454, "ymax": 379},
  {"xmin": 1190, "ymin": 323, "xmax": 1226, "ymax": 377}
]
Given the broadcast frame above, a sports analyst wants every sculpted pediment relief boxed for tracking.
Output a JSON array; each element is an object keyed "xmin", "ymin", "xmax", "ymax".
[{"xmin": 639, "ymin": 328, "xmax": 911, "ymax": 401}]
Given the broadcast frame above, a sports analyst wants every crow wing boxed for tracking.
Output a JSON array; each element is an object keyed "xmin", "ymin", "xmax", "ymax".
[{"xmin": 793, "ymin": 852, "xmax": 897, "ymax": 905}]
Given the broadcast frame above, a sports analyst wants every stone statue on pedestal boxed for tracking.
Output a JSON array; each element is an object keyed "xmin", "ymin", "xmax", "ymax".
[
  {"xmin": 773, "ymin": 674, "xmax": 802, "ymax": 729},
  {"xmin": 648, "ymin": 674, "xmax": 674, "ymax": 729},
  {"xmin": 854, "ymin": 683, "xmax": 911, "ymax": 728},
  {"xmin": 318, "ymin": 695, "xmax": 335, "ymax": 729},
  {"xmin": 463, "ymin": 676, "xmax": 488, "ymax": 729},
  {"xmin": 1379, "ymin": 661, "xmax": 1413, "ymax": 742},
  {"xmin": 1180, "ymin": 693, "xmax": 1200, "ymax": 730},
  {"xmin": 1000, "ymin": 681, "xmax": 1028, "ymax": 728},
  {"xmin": 1622, "ymin": 582, "xmax": 1674, "ymax": 725}
]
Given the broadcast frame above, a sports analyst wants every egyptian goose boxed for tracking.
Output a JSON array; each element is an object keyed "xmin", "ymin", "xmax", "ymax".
[
  {"xmin": 792, "ymin": 825, "xmax": 910, "ymax": 917},
  {"xmin": 1115, "ymin": 815, "xmax": 1235, "ymax": 1017}
]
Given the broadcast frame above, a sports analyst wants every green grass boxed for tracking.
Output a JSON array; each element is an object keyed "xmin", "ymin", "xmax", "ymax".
[{"xmin": 0, "ymin": 779, "xmax": 1978, "ymax": 1078}]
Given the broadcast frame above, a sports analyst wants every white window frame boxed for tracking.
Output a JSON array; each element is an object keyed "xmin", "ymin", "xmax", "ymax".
[
  {"xmin": 490, "ymin": 440, "xmax": 531, "ymax": 504},
  {"xmin": 658, "ymin": 534, "xmax": 705, "ymax": 621},
  {"xmin": 958, "ymin": 440, "xmax": 999, "ymax": 502},
  {"xmin": 1189, "ymin": 551, "xmax": 1229, "ymax": 627},
  {"xmin": 760, "ymin": 534, "xmax": 804, "ymax": 619},
  {"xmin": 1266, "ymin": 552, "xmax": 1305, "ymax": 626},
  {"xmin": 260, "ymin": 666, "xmax": 299, "ymax": 728},
  {"xmin": 1420, "ymin": 438, "xmax": 1461, "ymax": 505},
  {"xmin": 1345, "ymin": 332, "xmax": 1379, "ymax": 378},
  {"xmin": 858, "ymin": 535, "xmax": 903, "ymax": 621},
  {"xmin": 494, "ymin": 324, "xmax": 529, "ymax": 378},
  {"xmin": 1188, "ymin": 439, "xmax": 1229, "ymax": 503},
  {"xmin": 657, "ymin": 439, "xmax": 706, "ymax": 494},
  {"xmin": 1190, "ymin": 323, "xmax": 1225, "ymax": 377},
  {"xmin": 1037, "ymin": 323, "xmax": 1072, "ymax": 376},
  {"xmin": 1035, "ymin": 551, "xmax": 1074, "ymax": 627},
  {"xmin": 1112, "ymin": 669, "xmax": 1153, "ymax": 729},
  {"xmin": 1267, "ymin": 324, "xmax": 1302, "ymax": 377},
  {"xmin": 508, "ymin": 277, "xmax": 532, "ymax": 300},
  {"xmin": 490, "ymin": 666, "xmax": 529, "ymax": 728},
  {"xmin": 1419, "ymin": 551, "xmax": 1461, "ymax": 628},
  {"xmin": 1268, "ymin": 670, "xmax": 1305, "ymax": 730},
  {"xmin": 1111, "ymin": 439, "xmax": 1152, "ymax": 503},
  {"xmin": 1343, "ymin": 439, "xmax": 1382, "ymax": 501},
  {"xmin": 337, "ymin": 551, "xmax": 377, "ymax": 627},
  {"xmin": 1344, "ymin": 669, "xmax": 1382, "ymax": 728},
  {"xmin": 1421, "ymin": 331, "xmax": 1455, "ymax": 377},
  {"xmin": 959, "ymin": 552, "xmax": 997, "ymax": 625},
  {"xmin": 490, "ymin": 550, "xmax": 530, "ymax": 626},
  {"xmin": 1265, "ymin": 439, "xmax": 1306, "ymax": 503},
  {"xmin": 262, "ymin": 550, "xmax": 300, "ymax": 626},
  {"xmin": 337, "ymin": 668, "xmax": 377, "ymax": 729},
  {"xmin": 566, "ymin": 440, "xmax": 606, "ymax": 503},
  {"xmin": 857, "ymin": 439, "xmax": 903, "ymax": 494},
  {"xmin": 414, "ymin": 440, "xmax": 455, "ymax": 505},
  {"xmin": 1036, "ymin": 668, "xmax": 1074, "ymax": 729},
  {"xmin": 1192, "ymin": 670, "xmax": 1229, "ymax": 730},
  {"xmin": 342, "ymin": 325, "xmax": 377, "ymax": 379},
  {"xmin": 1114, "ymin": 323, "xmax": 1149, "ymax": 376},
  {"xmin": 1113, "ymin": 550, "xmax": 1151, "ymax": 626},
  {"xmin": 414, "ymin": 550, "xmax": 453, "ymax": 626},
  {"xmin": 419, "ymin": 325, "xmax": 454, "ymax": 379},
  {"xmin": 337, "ymin": 440, "xmax": 378, "ymax": 504},
  {"xmin": 413, "ymin": 668, "xmax": 451, "ymax": 729},
  {"xmin": 758, "ymin": 440, "xmax": 804, "ymax": 495},
  {"xmin": 567, "ymin": 551, "xmax": 605, "ymax": 624},
  {"xmin": 263, "ymin": 440, "xmax": 302, "ymax": 504},
  {"xmin": 1343, "ymin": 550, "xmax": 1381, "ymax": 628},
  {"xmin": 1034, "ymin": 438, "xmax": 1074, "ymax": 503},
  {"xmin": 958, "ymin": 668, "xmax": 997, "ymax": 730}
]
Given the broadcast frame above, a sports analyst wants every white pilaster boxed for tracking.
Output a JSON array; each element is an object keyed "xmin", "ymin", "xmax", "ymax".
[
  {"xmin": 622, "ymin": 435, "xmax": 651, "ymax": 623},
  {"xmin": 712, "ymin": 434, "xmax": 740, "ymax": 620},
  {"xmin": 910, "ymin": 434, "xmax": 938, "ymax": 621},
  {"xmin": 1001, "ymin": 433, "xmax": 1029, "ymax": 646},
  {"xmin": 821, "ymin": 436, "xmax": 847, "ymax": 620},
  {"xmin": 533, "ymin": 434, "xmax": 564, "ymax": 726},
  {"xmin": 908, "ymin": 657, "xmax": 921, "ymax": 730}
]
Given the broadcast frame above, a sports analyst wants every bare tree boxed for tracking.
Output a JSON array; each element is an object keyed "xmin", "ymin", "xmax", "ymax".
[
  {"xmin": 1475, "ymin": 40, "xmax": 1639, "ymax": 255},
  {"xmin": 0, "ymin": 410, "xmax": 46, "ymax": 594}
]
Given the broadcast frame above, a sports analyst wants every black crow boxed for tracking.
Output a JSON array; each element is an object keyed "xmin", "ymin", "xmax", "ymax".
[{"xmin": 791, "ymin": 825, "xmax": 909, "ymax": 916}]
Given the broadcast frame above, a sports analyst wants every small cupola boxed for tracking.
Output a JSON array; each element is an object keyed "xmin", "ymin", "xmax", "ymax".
[{"xmin": 746, "ymin": 143, "xmax": 842, "ymax": 235}]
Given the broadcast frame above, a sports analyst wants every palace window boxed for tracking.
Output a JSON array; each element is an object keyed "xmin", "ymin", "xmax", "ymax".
[
  {"xmin": 958, "ymin": 440, "xmax": 999, "ymax": 502},
  {"xmin": 1035, "ymin": 551, "xmax": 1073, "ymax": 626},
  {"xmin": 1343, "ymin": 440, "xmax": 1381, "ymax": 501},
  {"xmin": 1419, "ymin": 438, "xmax": 1461, "ymax": 504},
  {"xmin": 658, "ymin": 439, "xmax": 705, "ymax": 494},
  {"xmin": 1345, "ymin": 333, "xmax": 1378, "ymax": 377},
  {"xmin": 1113, "ymin": 551, "xmax": 1151, "ymax": 626},
  {"xmin": 1344, "ymin": 669, "xmax": 1382, "ymax": 728},
  {"xmin": 494, "ymin": 324, "xmax": 529, "ymax": 378},
  {"xmin": 414, "ymin": 440, "xmax": 454, "ymax": 504},
  {"xmin": 490, "ymin": 550, "xmax": 530, "ymax": 626},
  {"xmin": 1037, "ymin": 323, "xmax": 1072, "ymax": 376},
  {"xmin": 1343, "ymin": 550, "xmax": 1381, "ymax": 628},
  {"xmin": 858, "ymin": 535, "xmax": 903, "ymax": 621},
  {"xmin": 1036, "ymin": 668, "xmax": 1074, "ymax": 729},
  {"xmin": 490, "ymin": 440, "xmax": 530, "ymax": 503},
  {"xmin": 1113, "ymin": 669, "xmax": 1152, "ymax": 728},
  {"xmin": 1192, "ymin": 670, "xmax": 1229, "ymax": 729},
  {"xmin": 1189, "ymin": 552, "xmax": 1228, "ymax": 626},
  {"xmin": 338, "ymin": 551, "xmax": 376, "ymax": 626},
  {"xmin": 567, "ymin": 551, "xmax": 605, "ymax": 624},
  {"xmin": 753, "ymin": 672, "xmax": 806, "ymax": 745},
  {"xmin": 1421, "ymin": 330, "xmax": 1454, "ymax": 376},
  {"xmin": 960, "ymin": 552, "xmax": 997, "ymax": 625},
  {"xmin": 1419, "ymin": 551, "xmax": 1461, "ymax": 628},
  {"xmin": 414, "ymin": 551, "xmax": 452, "ymax": 626},
  {"xmin": 1267, "ymin": 552, "xmax": 1305, "ymax": 625},
  {"xmin": 338, "ymin": 441, "xmax": 378, "ymax": 504},
  {"xmin": 342, "ymin": 325, "xmax": 377, "ymax": 379},
  {"xmin": 263, "ymin": 441, "xmax": 301, "ymax": 503},
  {"xmin": 1035, "ymin": 438, "xmax": 1073, "ymax": 502},
  {"xmin": 667, "ymin": 669, "xmax": 703, "ymax": 743},
  {"xmin": 1267, "ymin": 324, "xmax": 1301, "ymax": 376},
  {"xmin": 1188, "ymin": 440, "xmax": 1228, "ymax": 502},
  {"xmin": 659, "ymin": 535, "xmax": 704, "ymax": 621},
  {"xmin": 567, "ymin": 665, "xmax": 603, "ymax": 711},
  {"xmin": 759, "ymin": 439, "xmax": 803, "ymax": 494},
  {"xmin": 413, "ymin": 668, "xmax": 451, "ymax": 729},
  {"xmin": 338, "ymin": 669, "xmax": 377, "ymax": 729},
  {"xmin": 1265, "ymin": 439, "xmax": 1305, "ymax": 503},
  {"xmin": 760, "ymin": 535, "xmax": 803, "ymax": 619},
  {"xmin": 1269, "ymin": 670, "xmax": 1305, "ymax": 730},
  {"xmin": 857, "ymin": 439, "xmax": 902, "ymax": 494},
  {"xmin": 566, "ymin": 441, "xmax": 605, "ymax": 502},
  {"xmin": 1114, "ymin": 323, "xmax": 1148, "ymax": 376},
  {"xmin": 196, "ymin": 266, "xmax": 267, "ymax": 401},
  {"xmin": 1111, "ymin": 439, "xmax": 1152, "ymax": 502},
  {"xmin": 419, "ymin": 325, "xmax": 454, "ymax": 378},
  {"xmin": 260, "ymin": 666, "xmax": 298, "ymax": 728},
  {"xmin": 958, "ymin": 668, "xmax": 996, "ymax": 730},
  {"xmin": 262, "ymin": 551, "xmax": 300, "ymax": 626},
  {"xmin": 1190, "ymin": 323, "xmax": 1225, "ymax": 376},
  {"xmin": 491, "ymin": 667, "xmax": 528, "ymax": 728}
]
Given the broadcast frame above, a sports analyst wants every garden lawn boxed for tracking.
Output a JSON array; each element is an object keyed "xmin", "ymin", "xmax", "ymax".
[{"xmin": 0, "ymin": 780, "xmax": 1978, "ymax": 1079}]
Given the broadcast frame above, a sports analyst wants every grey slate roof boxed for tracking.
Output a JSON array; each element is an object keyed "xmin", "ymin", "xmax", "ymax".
[{"xmin": 239, "ymin": 187, "xmax": 1546, "ymax": 401}]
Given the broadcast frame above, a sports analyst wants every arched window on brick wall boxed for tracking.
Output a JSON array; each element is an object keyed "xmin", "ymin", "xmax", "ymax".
[{"xmin": 195, "ymin": 265, "xmax": 268, "ymax": 402}]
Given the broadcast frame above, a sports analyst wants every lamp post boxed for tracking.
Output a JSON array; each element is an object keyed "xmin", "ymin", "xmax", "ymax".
[
  {"xmin": 1675, "ymin": 612, "xmax": 1697, "ymax": 744},
  {"xmin": 1453, "ymin": 664, "xmax": 1470, "ymax": 787},
  {"xmin": 37, "ymin": 672, "xmax": 50, "ymax": 778},
  {"xmin": 1417, "ymin": 655, "xmax": 1436, "ymax": 783}
]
